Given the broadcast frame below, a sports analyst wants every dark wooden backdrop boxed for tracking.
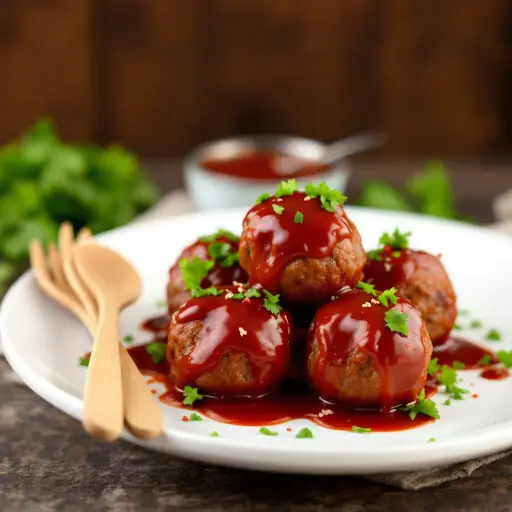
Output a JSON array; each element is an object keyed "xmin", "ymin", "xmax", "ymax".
[{"xmin": 0, "ymin": 0, "xmax": 511, "ymax": 157}]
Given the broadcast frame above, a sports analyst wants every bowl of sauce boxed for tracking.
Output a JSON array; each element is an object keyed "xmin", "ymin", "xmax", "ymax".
[{"xmin": 184, "ymin": 135, "xmax": 349, "ymax": 210}]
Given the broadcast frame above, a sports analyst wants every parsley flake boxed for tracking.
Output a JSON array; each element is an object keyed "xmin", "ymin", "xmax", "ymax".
[
  {"xmin": 496, "ymin": 350, "xmax": 512, "ymax": 368},
  {"xmin": 427, "ymin": 437, "xmax": 436, "ymax": 443},
  {"xmin": 263, "ymin": 289, "xmax": 282, "ymax": 315},
  {"xmin": 458, "ymin": 309, "xmax": 470, "ymax": 316},
  {"xmin": 384, "ymin": 310, "xmax": 408, "ymax": 336},
  {"xmin": 256, "ymin": 193, "xmax": 270, "ymax": 204},
  {"xmin": 379, "ymin": 228, "xmax": 411, "ymax": 250},
  {"xmin": 272, "ymin": 204, "xmax": 285, "ymax": 215},
  {"xmin": 154, "ymin": 299, "xmax": 167, "ymax": 309},
  {"xmin": 275, "ymin": 179, "xmax": 298, "ymax": 198},
  {"xmin": 378, "ymin": 287, "xmax": 399, "ymax": 307},
  {"xmin": 391, "ymin": 251, "xmax": 401, "ymax": 258},
  {"xmin": 244, "ymin": 287, "xmax": 262, "ymax": 298},
  {"xmin": 78, "ymin": 356, "xmax": 90, "ymax": 367},
  {"xmin": 296, "ymin": 427, "xmax": 314, "ymax": 439},
  {"xmin": 485, "ymin": 328, "xmax": 502, "ymax": 342},
  {"xmin": 479, "ymin": 355, "xmax": 493, "ymax": 365},
  {"xmin": 351, "ymin": 426, "xmax": 371, "ymax": 433},
  {"xmin": 259, "ymin": 427, "xmax": 279, "ymax": 436},
  {"xmin": 294, "ymin": 211, "xmax": 304, "ymax": 224},
  {"xmin": 189, "ymin": 412, "xmax": 203, "ymax": 421},
  {"xmin": 210, "ymin": 431, "xmax": 219, "ymax": 437},
  {"xmin": 123, "ymin": 335, "xmax": 134, "ymax": 344},
  {"xmin": 452, "ymin": 361, "xmax": 465, "ymax": 370},
  {"xmin": 304, "ymin": 181, "xmax": 347, "ymax": 212},
  {"xmin": 183, "ymin": 386, "xmax": 203, "ymax": 406},
  {"xmin": 207, "ymin": 241, "xmax": 239, "ymax": 268},
  {"xmin": 438, "ymin": 365, "xmax": 469, "ymax": 400},
  {"xmin": 357, "ymin": 281, "xmax": 377, "ymax": 297},
  {"xmin": 180, "ymin": 257, "xmax": 215, "ymax": 290},
  {"xmin": 452, "ymin": 323, "xmax": 462, "ymax": 331},
  {"xmin": 470, "ymin": 319, "xmax": 482, "ymax": 329},
  {"xmin": 400, "ymin": 389, "xmax": 440, "ymax": 420},
  {"xmin": 145, "ymin": 342, "xmax": 166, "ymax": 364},
  {"xmin": 443, "ymin": 399, "xmax": 451, "ymax": 406},
  {"xmin": 192, "ymin": 286, "xmax": 223, "ymax": 298},
  {"xmin": 427, "ymin": 357, "xmax": 440, "ymax": 376},
  {"xmin": 366, "ymin": 249, "xmax": 382, "ymax": 261}
]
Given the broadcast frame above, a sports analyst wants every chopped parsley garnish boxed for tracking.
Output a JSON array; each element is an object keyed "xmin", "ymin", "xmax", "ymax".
[
  {"xmin": 123, "ymin": 335, "xmax": 134, "ymax": 344},
  {"xmin": 357, "ymin": 281, "xmax": 377, "ymax": 297},
  {"xmin": 207, "ymin": 241, "xmax": 239, "ymax": 268},
  {"xmin": 199, "ymin": 229, "xmax": 238, "ymax": 242},
  {"xmin": 478, "ymin": 355, "xmax": 493, "ymax": 365},
  {"xmin": 384, "ymin": 310, "xmax": 408, "ymax": 336},
  {"xmin": 272, "ymin": 204, "xmax": 285, "ymax": 215},
  {"xmin": 78, "ymin": 356, "xmax": 90, "ymax": 367},
  {"xmin": 244, "ymin": 287, "xmax": 262, "ymax": 298},
  {"xmin": 275, "ymin": 179, "xmax": 298, "ymax": 198},
  {"xmin": 400, "ymin": 389, "xmax": 440, "ymax": 420},
  {"xmin": 470, "ymin": 319, "xmax": 482, "ymax": 329},
  {"xmin": 256, "ymin": 193, "xmax": 270, "ymax": 204},
  {"xmin": 191, "ymin": 286, "xmax": 223, "ymax": 298},
  {"xmin": 427, "ymin": 357, "xmax": 440, "ymax": 376},
  {"xmin": 366, "ymin": 249, "xmax": 382, "ymax": 261},
  {"xmin": 452, "ymin": 361, "xmax": 465, "ymax": 370},
  {"xmin": 496, "ymin": 350, "xmax": 512, "ymax": 368},
  {"xmin": 189, "ymin": 413, "xmax": 203, "ymax": 421},
  {"xmin": 183, "ymin": 386, "xmax": 203, "ymax": 406},
  {"xmin": 263, "ymin": 289, "xmax": 282, "ymax": 315},
  {"xmin": 378, "ymin": 287, "xmax": 399, "ymax": 307},
  {"xmin": 443, "ymin": 399, "xmax": 451, "ymax": 406},
  {"xmin": 427, "ymin": 437, "xmax": 436, "ymax": 443},
  {"xmin": 485, "ymin": 328, "xmax": 502, "ymax": 342},
  {"xmin": 145, "ymin": 342, "xmax": 166, "ymax": 364},
  {"xmin": 304, "ymin": 181, "xmax": 347, "ymax": 212},
  {"xmin": 180, "ymin": 257, "xmax": 215, "ymax": 290},
  {"xmin": 438, "ymin": 365, "xmax": 469, "ymax": 400},
  {"xmin": 452, "ymin": 323, "xmax": 462, "ymax": 331},
  {"xmin": 378, "ymin": 228, "xmax": 411, "ymax": 250},
  {"xmin": 294, "ymin": 211, "xmax": 304, "ymax": 224},
  {"xmin": 154, "ymin": 299, "xmax": 167, "ymax": 309},
  {"xmin": 259, "ymin": 427, "xmax": 279, "ymax": 436},
  {"xmin": 210, "ymin": 431, "xmax": 219, "ymax": 437},
  {"xmin": 351, "ymin": 426, "xmax": 371, "ymax": 433},
  {"xmin": 295, "ymin": 427, "xmax": 314, "ymax": 439},
  {"xmin": 391, "ymin": 251, "xmax": 401, "ymax": 258},
  {"xmin": 458, "ymin": 309, "xmax": 470, "ymax": 316}
]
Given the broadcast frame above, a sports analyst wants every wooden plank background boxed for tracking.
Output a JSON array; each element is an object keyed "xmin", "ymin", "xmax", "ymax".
[{"xmin": 0, "ymin": 0, "xmax": 510, "ymax": 157}]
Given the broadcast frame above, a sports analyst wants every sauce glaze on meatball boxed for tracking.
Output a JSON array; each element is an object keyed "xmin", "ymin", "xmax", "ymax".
[
  {"xmin": 364, "ymin": 248, "xmax": 457, "ymax": 345},
  {"xmin": 307, "ymin": 288, "xmax": 432, "ymax": 409},
  {"xmin": 167, "ymin": 286, "xmax": 293, "ymax": 397},
  {"xmin": 239, "ymin": 192, "xmax": 365, "ymax": 305}
]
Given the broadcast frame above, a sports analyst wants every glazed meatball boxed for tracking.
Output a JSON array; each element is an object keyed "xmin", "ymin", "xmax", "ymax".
[
  {"xmin": 239, "ymin": 190, "xmax": 365, "ymax": 305},
  {"xmin": 364, "ymin": 248, "xmax": 457, "ymax": 345},
  {"xmin": 167, "ymin": 285, "xmax": 293, "ymax": 396},
  {"xmin": 307, "ymin": 288, "xmax": 432, "ymax": 409},
  {"xmin": 167, "ymin": 230, "xmax": 248, "ymax": 314}
]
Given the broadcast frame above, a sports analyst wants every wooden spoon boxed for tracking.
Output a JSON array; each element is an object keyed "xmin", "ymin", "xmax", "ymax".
[
  {"xmin": 64, "ymin": 246, "xmax": 163, "ymax": 440},
  {"xmin": 72, "ymin": 244, "xmax": 142, "ymax": 441}
]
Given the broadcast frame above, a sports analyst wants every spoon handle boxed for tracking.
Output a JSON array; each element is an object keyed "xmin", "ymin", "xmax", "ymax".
[
  {"xmin": 321, "ymin": 131, "xmax": 387, "ymax": 166},
  {"xmin": 121, "ymin": 349, "xmax": 163, "ymax": 440},
  {"xmin": 83, "ymin": 302, "xmax": 124, "ymax": 441}
]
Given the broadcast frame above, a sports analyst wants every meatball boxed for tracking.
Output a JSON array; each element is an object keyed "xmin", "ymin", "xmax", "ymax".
[
  {"xmin": 239, "ymin": 190, "xmax": 365, "ymax": 305},
  {"xmin": 307, "ymin": 288, "xmax": 432, "ymax": 409},
  {"xmin": 167, "ymin": 285, "xmax": 293, "ymax": 396},
  {"xmin": 167, "ymin": 230, "xmax": 247, "ymax": 314},
  {"xmin": 364, "ymin": 249, "xmax": 457, "ymax": 345}
]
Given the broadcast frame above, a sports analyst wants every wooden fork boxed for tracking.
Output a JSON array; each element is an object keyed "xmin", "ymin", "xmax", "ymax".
[{"xmin": 30, "ymin": 223, "xmax": 162, "ymax": 440}]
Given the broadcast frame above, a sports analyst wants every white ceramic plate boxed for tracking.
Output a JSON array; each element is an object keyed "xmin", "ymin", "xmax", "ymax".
[{"xmin": 1, "ymin": 208, "xmax": 512, "ymax": 475}]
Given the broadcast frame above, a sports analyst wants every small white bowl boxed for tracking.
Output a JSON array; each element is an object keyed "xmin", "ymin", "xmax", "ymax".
[{"xmin": 183, "ymin": 135, "xmax": 350, "ymax": 211}]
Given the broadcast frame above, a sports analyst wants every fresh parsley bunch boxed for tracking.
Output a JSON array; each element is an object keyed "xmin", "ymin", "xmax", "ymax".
[{"xmin": 0, "ymin": 119, "xmax": 158, "ymax": 293}]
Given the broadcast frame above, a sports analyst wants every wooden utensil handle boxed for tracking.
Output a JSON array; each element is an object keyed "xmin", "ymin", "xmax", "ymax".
[
  {"xmin": 121, "ymin": 349, "xmax": 163, "ymax": 440},
  {"xmin": 82, "ymin": 303, "xmax": 123, "ymax": 441}
]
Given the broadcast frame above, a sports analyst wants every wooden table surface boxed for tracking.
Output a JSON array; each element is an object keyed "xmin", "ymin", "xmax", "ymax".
[{"xmin": 1, "ymin": 159, "xmax": 512, "ymax": 511}]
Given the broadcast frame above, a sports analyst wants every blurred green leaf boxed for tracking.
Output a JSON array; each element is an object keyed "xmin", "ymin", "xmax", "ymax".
[
  {"xmin": 357, "ymin": 181, "xmax": 413, "ymax": 211},
  {"xmin": 0, "ymin": 261, "xmax": 15, "ymax": 295}
]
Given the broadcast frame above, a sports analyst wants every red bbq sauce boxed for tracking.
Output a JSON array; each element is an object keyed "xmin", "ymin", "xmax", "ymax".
[
  {"xmin": 168, "ymin": 235, "xmax": 248, "ymax": 292},
  {"xmin": 201, "ymin": 151, "xmax": 329, "ymax": 181},
  {"xmin": 167, "ymin": 286, "xmax": 293, "ymax": 396},
  {"xmin": 433, "ymin": 336, "xmax": 495, "ymax": 370},
  {"xmin": 308, "ymin": 289, "xmax": 429, "ymax": 409},
  {"xmin": 480, "ymin": 367, "xmax": 510, "ymax": 381},
  {"xmin": 240, "ymin": 192, "xmax": 353, "ymax": 293}
]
